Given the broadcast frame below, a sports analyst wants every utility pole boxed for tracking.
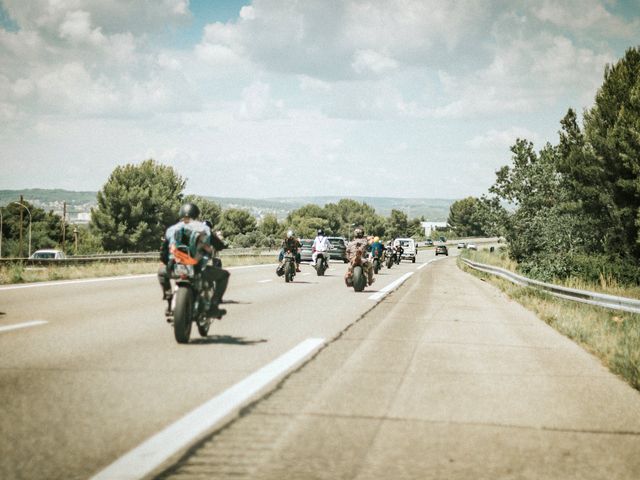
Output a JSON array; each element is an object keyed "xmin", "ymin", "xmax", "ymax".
[
  {"xmin": 74, "ymin": 227, "xmax": 78, "ymax": 255},
  {"xmin": 18, "ymin": 195, "xmax": 23, "ymax": 258},
  {"xmin": 62, "ymin": 202, "xmax": 66, "ymax": 252}
]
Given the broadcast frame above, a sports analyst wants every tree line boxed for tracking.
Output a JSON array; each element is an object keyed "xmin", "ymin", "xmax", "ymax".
[
  {"xmin": 89, "ymin": 159, "xmax": 428, "ymax": 251},
  {"xmin": 447, "ymin": 46, "xmax": 640, "ymax": 285}
]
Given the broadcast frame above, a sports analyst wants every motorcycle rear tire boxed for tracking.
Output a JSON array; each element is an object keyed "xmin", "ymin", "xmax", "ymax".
[
  {"xmin": 373, "ymin": 260, "xmax": 380, "ymax": 274},
  {"xmin": 352, "ymin": 266, "xmax": 366, "ymax": 292},
  {"xmin": 386, "ymin": 257, "xmax": 393, "ymax": 269},
  {"xmin": 173, "ymin": 287, "xmax": 193, "ymax": 344},
  {"xmin": 316, "ymin": 258, "xmax": 326, "ymax": 276},
  {"xmin": 285, "ymin": 261, "xmax": 294, "ymax": 283}
]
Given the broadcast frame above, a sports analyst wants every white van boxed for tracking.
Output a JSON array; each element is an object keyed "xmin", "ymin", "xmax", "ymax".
[{"xmin": 393, "ymin": 238, "xmax": 417, "ymax": 263}]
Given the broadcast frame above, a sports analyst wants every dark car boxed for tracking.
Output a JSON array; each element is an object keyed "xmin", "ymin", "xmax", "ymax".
[
  {"xmin": 425, "ymin": 239, "xmax": 434, "ymax": 246},
  {"xmin": 435, "ymin": 244, "xmax": 448, "ymax": 256},
  {"xmin": 327, "ymin": 236, "xmax": 348, "ymax": 263},
  {"xmin": 299, "ymin": 239, "xmax": 313, "ymax": 262}
]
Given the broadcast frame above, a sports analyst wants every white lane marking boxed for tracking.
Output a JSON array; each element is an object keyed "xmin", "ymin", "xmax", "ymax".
[
  {"xmin": 368, "ymin": 272, "xmax": 414, "ymax": 301},
  {"xmin": 302, "ymin": 272, "xmax": 311, "ymax": 276},
  {"xmin": 417, "ymin": 258, "xmax": 440, "ymax": 270},
  {"xmin": 257, "ymin": 279, "xmax": 273, "ymax": 283},
  {"xmin": 0, "ymin": 263, "xmax": 279, "ymax": 292},
  {"xmin": 91, "ymin": 337, "xmax": 326, "ymax": 480},
  {"xmin": 0, "ymin": 320, "xmax": 48, "ymax": 333}
]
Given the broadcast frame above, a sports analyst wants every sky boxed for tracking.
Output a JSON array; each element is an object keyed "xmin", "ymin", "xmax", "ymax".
[{"xmin": 1, "ymin": 0, "xmax": 639, "ymax": 199}]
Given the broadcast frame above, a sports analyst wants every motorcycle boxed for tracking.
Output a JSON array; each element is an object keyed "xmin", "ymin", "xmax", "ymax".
[
  {"xmin": 372, "ymin": 253, "xmax": 381, "ymax": 274},
  {"xmin": 314, "ymin": 252, "xmax": 328, "ymax": 276},
  {"xmin": 277, "ymin": 249, "xmax": 297, "ymax": 282},
  {"xmin": 344, "ymin": 250, "xmax": 371, "ymax": 292},
  {"xmin": 167, "ymin": 245, "xmax": 217, "ymax": 344},
  {"xmin": 394, "ymin": 248, "xmax": 403, "ymax": 265},
  {"xmin": 385, "ymin": 246, "xmax": 395, "ymax": 269}
]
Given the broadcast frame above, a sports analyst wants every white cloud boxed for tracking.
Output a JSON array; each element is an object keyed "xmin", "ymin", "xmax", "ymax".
[
  {"xmin": 238, "ymin": 81, "xmax": 283, "ymax": 120},
  {"xmin": 351, "ymin": 50, "xmax": 398, "ymax": 75},
  {"xmin": 532, "ymin": 0, "xmax": 638, "ymax": 36}
]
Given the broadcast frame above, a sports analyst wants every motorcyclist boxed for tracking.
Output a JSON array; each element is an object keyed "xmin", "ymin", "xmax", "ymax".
[
  {"xmin": 345, "ymin": 227, "xmax": 375, "ymax": 286},
  {"xmin": 370, "ymin": 236, "xmax": 385, "ymax": 261},
  {"xmin": 279, "ymin": 230, "xmax": 302, "ymax": 272},
  {"xmin": 394, "ymin": 240, "xmax": 404, "ymax": 262},
  {"xmin": 158, "ymin": 203, "xmax": 226, "ymax": 318},
  {"xmin": 311, "ymin": 228, "xmax": 331, "ymax": 268},
  {"xmin": 203, "ymin": 220, "xmax": 230, "ymax": 311}
]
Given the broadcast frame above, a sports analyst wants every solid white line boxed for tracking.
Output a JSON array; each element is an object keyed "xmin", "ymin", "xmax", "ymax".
[
  {"xmin": 91, "ymin": 337, "xmax": 326, "ymax": 480},
  {"xmin": 0, "ymin": 320, "xmax": 48, "ymax": 333},
  {"xmin": 368, "ymin": 272, "xmax": 414, "ymax": 301},
  {"xmin": 417, "ymin": 258, "xmax": 440, "ymax": 270},
  {"xmin": 0, "ymin": 263, "xmax": 279, "ymax": 292},
  {"xmin": 257, "ymin": 279, "xmax": 273, "ymax": 283}
]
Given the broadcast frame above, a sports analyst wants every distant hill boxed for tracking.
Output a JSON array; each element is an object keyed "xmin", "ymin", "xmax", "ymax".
[{"xmin": 0, "ymin": 190, "xmax": 455, "ymax": 221}]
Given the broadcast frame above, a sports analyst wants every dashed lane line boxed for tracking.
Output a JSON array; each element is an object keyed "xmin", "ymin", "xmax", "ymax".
[{"xmin": 91, "ymin": 337, "xmax": 326, "ymax": 480}]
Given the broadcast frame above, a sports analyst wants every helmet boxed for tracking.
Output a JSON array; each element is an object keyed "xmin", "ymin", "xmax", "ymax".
[
  {"xmin": 204, "ymin": 220, "xmax": 213, "ymax": 229},
  {"xmin": 373, "ymin": 236, "xmax": 380, "ymax": 242},
  {"xmin": 287, "ymin": 229, "xmax": 294, "ymax": 238},
  {"xmin": 317, "ymin": 228, "xmax": 325, "ymax": 236},
  {"xmin": 354, "ymin": 227, "xmax": 364, "ymax": 238},
  {"xmin": 178, "ymin": 202, "xmax": 200, "ymax": 220}
]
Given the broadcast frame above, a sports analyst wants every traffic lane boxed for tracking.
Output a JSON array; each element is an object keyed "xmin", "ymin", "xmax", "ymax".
[{"xmin": 0, "ymin": 259, "xmax": 424, "ymax": 480}]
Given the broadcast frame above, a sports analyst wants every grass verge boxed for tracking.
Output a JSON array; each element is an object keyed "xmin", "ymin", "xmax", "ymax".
[
  {"xmin": 458, "ymin": 250, "xmax": 640, "ymax": 391},
  {"xmin": 0, "ymin": 255, "xmax": 276, "ymax": 285}
]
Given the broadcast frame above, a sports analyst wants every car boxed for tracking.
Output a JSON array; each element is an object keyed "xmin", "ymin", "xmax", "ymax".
[
  {"xmin": 327, "ymin": 236, "xmax": 348, "ymax": 263},
  {"xmin": 299, "ymin": 239, "xmax": 313, "ymax": 262},
  {"xmin": 393, "ymin": 238, "xmax": 417, "ymax": 263},
  {"xmin": 457, "ymin": 242, "xmax": 466, "ymax": 249},
  {"xmin": 435, "ymin": 244, "xmax": 448, "ymax": 256},
  {"xmin": 439, "ymin": 236, "xmax": 447, "ymax": 243},
  {"xmin": 29, "ymin": 249, "xmax": 66, "ymax": 259},
  {"xmin": 466, "ymin": 243, "xmax": 477, "ymax": 251},
  {"xmin": 425, "ymin": 239, "xmax": 434, "ymax": 246}
]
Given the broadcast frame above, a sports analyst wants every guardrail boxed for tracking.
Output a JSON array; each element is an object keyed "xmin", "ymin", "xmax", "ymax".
[
  {"xmin": 0, "ymin": 249, "xmax": 279, "ymax": 267},
  {"xmin": 461, "ymin": 258, "xmax": 640, "ymax": 314}
]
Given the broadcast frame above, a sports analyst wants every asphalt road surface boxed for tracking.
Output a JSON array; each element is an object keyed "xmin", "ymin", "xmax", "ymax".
[
  {"xmin": 2, "ymin": 248, "xmax": 639, "ymax": 480},
  {"xmin": 0, "ymin": 252, "xmax": 435, "ymax": 480}
]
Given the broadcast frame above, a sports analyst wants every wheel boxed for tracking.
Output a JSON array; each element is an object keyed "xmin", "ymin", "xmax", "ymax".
[
  {"xmin": 352, "ymin": 266, "xmax": 366, "ymax": 292},
  {"xmin": 343, "ymin": 258, "xmax": 349, "ymax": 263},
  {"xmin": 374, "ymin": 260, "xmax": 380, "ymax": 274},
  {"xmin": 412, "ymin": 257, "xmax": 416, "ymax": 263},
  {"xmin": 386, "ymin": 257, "xmax": 393, "ymax": 269},
  {"xmin": 285, "ymin": 260, "xmax": 294, "ymax": 282},
  {"xmin": 173, "ymin": 287, "xmax": 193, "ymax": 344},
  {"xmin": 316, "ymin": 258, "xmax": 326, "ymax": 276}
]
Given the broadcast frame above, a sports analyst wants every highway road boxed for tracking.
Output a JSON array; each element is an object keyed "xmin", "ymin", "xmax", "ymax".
[
  {"xmin": 3, "ymin": 246, "xmax": 640, "ymax": 480},
  {"xmin": 0, "ymin": 252, "xmax": 438, "ymax": 480}
]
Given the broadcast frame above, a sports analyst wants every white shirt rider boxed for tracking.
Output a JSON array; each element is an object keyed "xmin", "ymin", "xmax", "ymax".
[{"xmin": 312, "ymin": 232, "xmax": 331, "ymax": 266}]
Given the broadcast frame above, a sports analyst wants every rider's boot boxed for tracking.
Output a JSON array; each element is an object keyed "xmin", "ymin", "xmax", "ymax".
[{"xmin": 208, "ymin": 300, "xmax": 227, "ymax": 319}]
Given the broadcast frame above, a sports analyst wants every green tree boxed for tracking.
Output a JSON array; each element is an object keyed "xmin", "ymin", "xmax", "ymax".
[
  {"xmin": 91, "ymin": 159, "xmax": 185, "ymax": 252},
  {"xmin": 385, "ymin": 209, "xmax": 409, "ymax": 239},
  {"xmin": 580, "ymin": 47, "xmax": 640, "ymax": 259},
  {"xmin": 0, "ymin": 201, "xmax": 68, "ymax": 257},
  {"xmin": 216, "ymin": 208, "xmax": 257, "ymax": 238}
]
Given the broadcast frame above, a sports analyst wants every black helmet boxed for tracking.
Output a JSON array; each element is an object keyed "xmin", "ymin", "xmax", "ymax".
[
  {"xmin": 179, "ymin": 202, "xmax": 200, "ymax": 220},
  {"xmin": 204, "ymin": 220, "xmax": 213, "ymax": 229},
  {"xmin": 354, "ymin": 227, "xmax": 364, "ymax": 238},
  {"xmin": 317, "ymin": 228, "xmax": 324, "ymax": 236}
]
